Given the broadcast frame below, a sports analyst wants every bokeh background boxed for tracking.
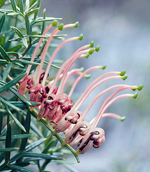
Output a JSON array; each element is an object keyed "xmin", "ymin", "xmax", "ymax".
[{"xmin": 40, "ymin": 1, "xmax": 150, "ymax": 172}]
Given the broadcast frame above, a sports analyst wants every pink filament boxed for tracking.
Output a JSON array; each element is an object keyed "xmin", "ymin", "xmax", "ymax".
[
  {"xmin": 26, "ymin": 24, "xmax": 53, "ymax": 75},
  {"xmin": 82, "ymin": 85, "xmax": 136, "ymax": 119},
  {"xmin": 73, "ymin": 74, "xmax": 122, "ymax": 110},
  {"xmin": 42, "ymin": 36, "xmax": 79, "ymax": 86},
  {"xmin": 92, "ymin": 91, "xmax": 134, "ymax": 127},
  {"xmin": 49, "ymin": 48, "xmax": 91, "ymax": 95},
  {"xmin": 68, "ymin": 66, "xmax": 102, "ymax": 97}
]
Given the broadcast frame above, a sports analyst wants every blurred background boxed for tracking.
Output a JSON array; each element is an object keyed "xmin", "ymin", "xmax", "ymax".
[{"xmin": 40, "ymin": 0, "xmax": 150, "ymax": 172}]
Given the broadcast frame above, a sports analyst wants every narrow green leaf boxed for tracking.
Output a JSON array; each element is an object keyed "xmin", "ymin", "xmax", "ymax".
[
  {"xmin": 25, "ymin": 138, "xmax": 46, "ymax": 152},
  {"xmin": 22, "ymin": 37, "xmax": 28, "ymax": 47},
  {"xmin": 43, "ymin": 138, "xmax": 57, "ymax": 153},
  {"xmin": 0, "ymin": 0, "xmax": 6, "ymax": 7},
  {"xmin": 32, "ymin": 17, "xmax": 62, "ymax": 25},
  {"xmin": 0, "ymin": 45, "xmax": 11, "ymax": 62},
  {"xmin": 0, "ymin": 72, "xmax": 26, "ymax": 93},
  {"xmin": 10, "ymin": 0, "xmax": 17, "ymax": 12},
  {"xmin": 0, "ymin": 103, "xmax": 3, "ymax": 135},
  {"xmin": 10, "ymin": 26, "xmax": 24, "ymax": 38},
  {"xmin": 29, "ymin": 0, "xmax": 36, "ymax": 7},
  {"xmin": 0, "ymin": 34, "xmax": 5, "ymax": 46},
  {"xmin": 26, "ymin": 0, "xmax": 30, "ymax": 11},
  {"xmin": 23, "ymin": 157, "xmax": 42, "ymax": 162},
  {"xmin": 59, "ymin": 163, "xmax": 79, "ymax": 172},
  {"xmin": 0, "ymin": 9, "xmax": 13, "ymax": 14},
  {"xmin": 0, "ymin": 14, "xmax": 5, "ymax": 33},
  {"xmin": 0, "ymin": 134, "xmax": 32, "ymax": 141},
  {"xmin": 0, "ymin": 121, "xmax": 13, "ymax": 137},
  {"xmin": 0, "ymin": 80, "xmax": 31, "ymax": 105},
  {"xmin": 3, "ymin": 63, "xmax": 12, "ymax": 81},
  {"xmin": 5, "ymin": 106, "xmax": 26, "ymax": 132},
  {"xmin": 5, "ymin": 122, "xmax": 11, "ymax": 163},
  {"xmin": 17, "ymin": 59, "xmax": 39, "ymax": 65},
  {"xmin": 7, "ymin": 164, "xmax": 33, "ymax": 172},
  {"xmin": 0, "ymin": 97, "xmax": 20, "ymax": 112},
  {"xmin": 34, "ymin": 0, "xmax": 40, "ymax": 19},
  {"xmin": 19, "ymin": 111, "xmax": 31, "ymax": 150},
  {"xmin": 28, "ymin": 8, "xmax": 39, "ymax": 16},
  {"xmin": 8, "ymin": 43, "xmax": 23, "ymax": 51},
  {"xmin": 13, "ymin": 62, "xmax": 24, "ymax": 67},
  {"xmin": 6, "ymin": 12, "xmax": 19, "ymax": 16},
  {"xmin": 4, "ymin": 32, "xmax": 14, "ymax": 51},
  {"xmin": 0, "ymin": 59, "xmax": 8, "ymax": 64},
  {"xmin": 41, "ymin": 8, "xmax": 46, "ymax": 34},
  {"xmin": 30, "ymin": 122, "xmax": 43, "ymax": 137},
  {"xmin": 0, "ymin": 147, "xmax": 19, "ymax": 152},
  {"xmin": 10, "ymin": 101, "xmax": 39, "ymax": 108},
  {"xmin": 7, "ymin": 51, "xmax": 19, "ymax": 58},
  {"xmin": 21, "ymin": 152, "xmax": 63, "ymax": 160},
  {"xmin": 18, "ymin": 0, "xmax": 24, "ymax": 14},
  {"xmin": 25, "ymin": 13, "xmax": 30, "ymax": 35}
]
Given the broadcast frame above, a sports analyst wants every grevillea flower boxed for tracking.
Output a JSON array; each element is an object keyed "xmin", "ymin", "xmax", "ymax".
[{"xmin": 18, "ymin": 20, "xmax": 143, "ymax": 154}]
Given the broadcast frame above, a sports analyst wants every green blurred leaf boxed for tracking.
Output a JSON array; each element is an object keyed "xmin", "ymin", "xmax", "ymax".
[
  {"xmin": 7, "ymin": 12, "xmax": 19, "ymax": 16},
  {"xmin": 3, "ymin": 63, "xmax": 12, "ymax": 81},
  {"xmin": 0, "ymin": 80, "xmax": 31, "ymax": 105},
  {"xmin": 21, "ymin": 152, "xmax": 63, "ymax": 160},
  {"xmin": 22, "ymin": 37, "xmax": 28, "ymax": 47},
  {"xmin": 0, "ymin": 103, "xmax": 3, "ymax": 135},
  {"xmin": 19, "ymin": 111, "xmax": 31, "ymax": 150},
  {"xmin": 0, "ymin": 59, "xmax": 8, "ymax": 64},
  {"xmin": 8, "ymin": 43, "xmax": 23, "ymax": 51},
  {"xmin": 10, "ymin": 101, "xmax": 39, "ymax": 108},
  {"xmin": 34, "ymin": 0, "xmax": 40, "ymax": 19},
  {"xmin": 0, "ymin": 134, "xmax": 32, "ymax": 141},
  {"xmin": 7, "ymin": 51, "xmax": 19, "ymax": 58},
  {"xmin": 10, "ymin": 0, "xmax": 17, "ymax": 12},
  {"xmin": 0, "ymin": 72, "xmax": 26, "ymax": 93},
  {"xmin": 18, "ymin": 0, "xmax": 24, "ymax": 14},
  {"xmin": 0, "ymin": 34, "xmax": 5, "ymax": 46},
  {"xmin": 30, "ymin": 122, "xmax": 44, "ymax": 137},
  {"xmin": 0, "ymin": 45, "xmax": 11, "ymax": 62},
  {"xmin": 5, "ymin": 122, "xmax": 11, "ymax": 163},
  {"xmin": 17, "ymin": 59, "xmax": 39, "ymax": 65},
  {"xmin": 0, "ymin": 0, "xmax": 6, "ymax": 7},
  {"xmin": 13, "ymin": 61, "xmax": 24, "ymax": 67},
  {"xmin": 25, "ymin": 0, "xmax": 30, "ymax": 11},
  {"xmin": 10, "ymin": 26, "xmax": 24, "ymax": 38},
  {"xmin": 25, "ymin": 138, "xmax": 46, "ymax": 152},
  {"xmin": 5, "ymin": 105, "xmax": 26, "ymax": 132},
  {"xmin": 0, "ymin": 97, "xmax": 20, "ymax": 112},
  {"xmin": 41, "ymin": 8, "xmax": 46, "ymax": 34},
  {"xmin": 0, "ymin": 147, "xmax": 19, "ymax": 152},
  {"xmin": 32, "ymin": 17, "xmax": 62, "ymax": 25},
  {"xmin": 29, "ymin": 0, "xmax": 36, "ymax": 7},
  {"xmin": 0, "ymin": 121, "xmax": 13, "ymax": 137},
  {"xmin": 7, "ymin": 164, "xmax": 33, "ymax": 172},
  {"xmin": 28, "ymin": 7, "xmax": 39, "ymax": 16},
  {"xmin": 29, "ymin": 0, "xmax": 37, "ymax": 9},
  {"xmin": 0, "ymin": 14, "xmax": 5, "ymax": 33},
  {"xmin": 0, "ymin": 9, "xmax": 13, "ymax": 14},
  {"xmin": 25, "ymin": 13, "xmax": 30, "ymax": 35}
]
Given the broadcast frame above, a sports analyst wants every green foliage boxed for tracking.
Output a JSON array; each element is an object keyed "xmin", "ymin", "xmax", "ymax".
[{"xmin": 0, "ymin": 0, "xmax": 79, "ymax": 171}]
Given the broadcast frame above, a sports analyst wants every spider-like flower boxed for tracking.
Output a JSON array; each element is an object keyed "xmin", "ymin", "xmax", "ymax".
[{"xmin": 18, "ymin": 20, "xmax": 143, "ymax": 154}]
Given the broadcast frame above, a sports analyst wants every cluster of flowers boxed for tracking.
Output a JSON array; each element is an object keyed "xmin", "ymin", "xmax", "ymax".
[{"xmin": 18, "ymin": 20, "xmax": 143, "ymax": 154}]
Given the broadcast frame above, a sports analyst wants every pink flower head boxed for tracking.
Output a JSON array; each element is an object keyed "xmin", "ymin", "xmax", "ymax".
[
  {"xmin": 18, "ymin": 20, "xmax": 143, "ymax": 155},
  {"xmin": 77, "ymin": 127, "xmax": 105, "ymax": 154}
]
